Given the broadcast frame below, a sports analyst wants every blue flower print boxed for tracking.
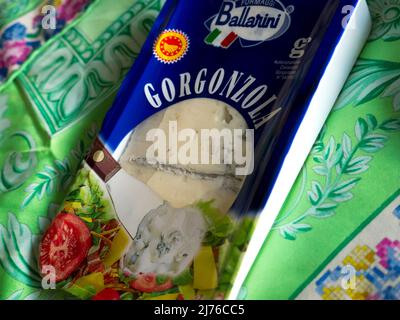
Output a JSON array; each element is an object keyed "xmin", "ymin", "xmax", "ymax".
[{"xmin": 2, "ymin": 23, "xmax": 27, "ymax": 41}]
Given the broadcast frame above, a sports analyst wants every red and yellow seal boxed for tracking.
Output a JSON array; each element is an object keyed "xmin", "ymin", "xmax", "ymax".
[{"xmin": 153, "ymin": 29, "xmax": 189, "ymax": 64}]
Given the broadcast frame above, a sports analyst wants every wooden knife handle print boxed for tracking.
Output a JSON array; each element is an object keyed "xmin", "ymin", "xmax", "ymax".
[{"xmin": 86, "ymin": 137, "xmax": 121, "ymax": 182}]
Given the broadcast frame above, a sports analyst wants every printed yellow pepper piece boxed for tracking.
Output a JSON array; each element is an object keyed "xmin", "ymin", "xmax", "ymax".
[
  {"xmin": 179, "ymin": 285, "xmax": 195, "ymax": 300},
  {"xmin": 80, "ymin": 217, "xmax": 93, "ymax": 223},
  {"xmin": 103, "ymin": 227, "xmax": 131, "ymax": 267},
  {"xmin": 73, "ymin": 272, "xmax": 104, "ymax": 294},
  {"xmin": 71, "ymin": 202, "xmax": 83, "ymax": 209},
  {"xmin": 64, "ymin": 201, "xmax": 82, "ymax": 210},
  {"xmin": 63, "ymin": 202, "xmax": 73, "ymax": 211},
  {"xmin": 193, "ymin": 246, "xmax": 218, "ymax": 290}
]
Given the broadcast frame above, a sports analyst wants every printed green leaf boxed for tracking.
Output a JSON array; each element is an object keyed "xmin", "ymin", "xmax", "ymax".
[
  {"xmin": 307, "ymin": 191, "xmax": 318, "ymax": 205},
  {"xmin": 330, "ymin": 192, "xmax": 353, "ymax": 202},
  {"xmin": 196, "ymin": 200, "xmax": 235, "ymax": 246},
  {"xmin": 293, "ymin": 224, "xmax": 312, "ymax": 232},
  {"xmin": 331, "ymin": 146, "xmax": 343, "ymax": 168},
  {"xmin": 341, "ymin": 133, "xmax": 352, "ymax": 160},
  {"xmin": 313, "ymin": 155, "xmax": 324, "ymax": 164},
  {"xmin": 65, "ymin": 284, "xmax": 96, "ymax": 300},
  {"xmin": 364, "ymin": 133, "xmax": 388, "ymax": 143},
  {"xmin": 312, "ymin": 125, "xmax": 327, "ymax": 154},
  {"xmin": 22, "ymin": 158, "xmax": 72, "ymax": 209},
  {"xmin": 335, "ymin": 59, "xmax": 400, "ymax": 111},
  {"xmin": 312, "ymin": 141, "xmax": 325, "ymax": 154},
  {"xmin": 21, "ymin": 133, "xmax": 96, "ymax": 208},
  {"xmin": 279, "ymin": 224, "xmax": 312, "ymax": 241},
  {"xmin": 279, "ymin": 226, "xmax": 296, "ymax": 241},
  {"xmin": 355, "ymin": 118, "xmax": 369, "ymax": 141},
  {"xmin": 173, "ymin": 269, "xmax": 193, "ymax": 286},
  {"xmin": 359, "ymin": 134, "xmax": 387, "ymax": 153},
  {"xmin": 320, "ymin": 137, "xmax": 343, "ymax": 168},
  {"xmin": 330, "ymin": 178, "xmax": 360, "ymax": 196},
  {"xmin": 275, "ymin": 115, "xmax": 398, "ymax": 241},
  {"xmin": 380, "ymin": 119, "xmax": 400, "ymax": 132},
  {"xmin": 0, "ymin": 213, "xmax": 41, "ymax": 288},
  {"xmin": 313, "ymin": 203, "xmax": 338, "ymax": 218},
  {"xmin": 313, "ymin": 166, "xmax": 328, "ymax": 176},
  {"xmin": 308, "ymin": 181, "xmax": 323, "ymax": 205},
  {"xmin": 6, "ymin": 290, "xmax": 23, "ymax": 300},
  {"xmin": 383, "ymin": 79, "xmax": 400, "ymax": 111},
  {"xmin": 344, "ymin": 156, "xmax": 372, "ymax": 175},
  {"xmin": 366, "ymin": 114, "xmax": 378, "ymax": 130},
  {"xmin": 323, "ymin": 137, "xmax": 336, "ymax": 162},
  {"xmin": 317, "ymin": 202, "xmax": 338, "ymax": 211}
]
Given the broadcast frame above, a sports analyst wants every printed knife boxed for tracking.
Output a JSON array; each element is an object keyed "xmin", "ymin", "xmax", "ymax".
[{"xmin": 86, "ymin": 137, "xmax": 164, "ymax": 238}]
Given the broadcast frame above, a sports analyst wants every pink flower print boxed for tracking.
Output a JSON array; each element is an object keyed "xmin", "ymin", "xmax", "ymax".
[
  {"xmin": 376, "ymin": 238, "xmax": 400, "ymax": 270},
  {"xmin": 32, "ymin": 14, "xmax": 43, "ymax": 29},
  {"xmin": 0, "ymin": 52, "xmax": 5, "ymax": 68},
  {"xmin": 58, "ymin": 0, "xmax": 89, "ymax": 22},
  {"xmin": 2, "ymin": 41, "xmax": 32, "ymax": 67},
  {"xmin": 0, "ymin": 53, "xmax": 7, "ymax": 80}
]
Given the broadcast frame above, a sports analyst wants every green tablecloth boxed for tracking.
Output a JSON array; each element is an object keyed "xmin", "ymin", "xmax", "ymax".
[
  {"xmin": 242, "ymin": 0, "xmax": 400, "ymax": 300},
  {"xmin": 0, "ymin": 0, "xmax": 399, "ymax": 300}
]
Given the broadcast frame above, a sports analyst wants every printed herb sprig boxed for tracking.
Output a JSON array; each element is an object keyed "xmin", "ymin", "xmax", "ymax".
[
  {"xmin": 273, "ymin": 115, "xmax": 400, "ymax": 240},
  {"xmin": 66, "ymin": 169, "xmax": 114, "ymax": 221},
  {"xmin": 21, "ymin": 124, "xmax": 97, "ymax": 209},
  {"xmin": 21, "ymin": 159, "xmax": 73, "ymax": 208},
  {"xmin": 335, "ymin": 59, "xmax": 400, "ymax": 111}
]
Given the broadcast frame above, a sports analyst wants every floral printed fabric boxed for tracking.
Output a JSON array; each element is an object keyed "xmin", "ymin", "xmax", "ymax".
[
  {"xmin": 369, "ymin": 0, "xmax": 400, "ymax": 41},
  {"xmin": 0, "ymin": 0, "xmax": 90, "ymax": 82},
  {"xmin": 297, "ymin": 199, "xmax": 400, "ymax": 300},
  {"xmin": 242, "ymin": 0, "xmax": 400, "ymax": 300},
  {"xmin": 0, "ymin": 0, "xmax": 163, "ymax": 300},
  {"xmin": 0, "ymin": 0, "xmax": 399, "ymax": 300}
]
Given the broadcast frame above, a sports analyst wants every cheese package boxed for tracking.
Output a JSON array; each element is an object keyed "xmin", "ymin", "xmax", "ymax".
[{"xmin": 38, "ymin": 0, "xmax": 371, "ymax": 300}]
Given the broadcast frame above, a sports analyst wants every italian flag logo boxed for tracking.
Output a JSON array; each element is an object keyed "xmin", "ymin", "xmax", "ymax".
[{"xmin": 205, "ymin": 28, "xmax": 239, "ymax": 49}]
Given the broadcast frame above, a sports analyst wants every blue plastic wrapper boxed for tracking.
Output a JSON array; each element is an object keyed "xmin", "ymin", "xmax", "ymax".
[{"xmin": 39, "ymin": 0, "xmax": 371, "ymax": 300}]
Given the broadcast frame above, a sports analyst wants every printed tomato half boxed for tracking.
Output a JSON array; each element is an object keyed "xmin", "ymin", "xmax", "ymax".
[
  {"xmin": 130, "ymin": 273, "xmax": 173, "ymax": 293},
  {"xmin": 40, "ymin": 213, "xmax": 92, "ymax": 282}
]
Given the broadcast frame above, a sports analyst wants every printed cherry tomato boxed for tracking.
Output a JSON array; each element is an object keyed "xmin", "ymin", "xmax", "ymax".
[
  {"xmin": 92, "ymin": 288, "xmax": 120, "ymax": 300},
  {"xmin": 130, "ymin": 273, "xmax": 173, "ymax": 293},
  {"xmin": 40, "ymin": 213, "xmax": 92, "ymax": 282}
]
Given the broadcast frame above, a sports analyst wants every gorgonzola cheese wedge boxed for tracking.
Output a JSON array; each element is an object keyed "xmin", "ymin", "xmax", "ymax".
[
  {"xmin": 120, "ymin": 98, "xmax": 249, "ymax": 212},
  {"xmin": 122, "ymin": 203, "xmax": 206, "ymax": 277}
]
